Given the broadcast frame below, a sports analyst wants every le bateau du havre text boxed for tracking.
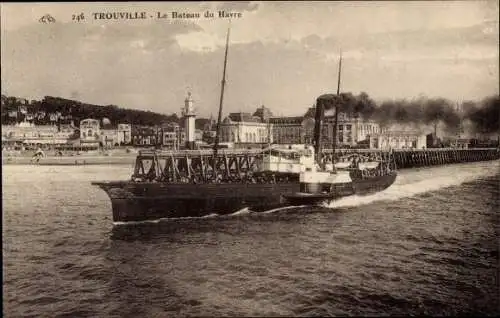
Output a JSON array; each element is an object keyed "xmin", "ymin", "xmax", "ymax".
[{"xmin": 91, "ymin": 10, "xmax": 242, "ymax": 20}]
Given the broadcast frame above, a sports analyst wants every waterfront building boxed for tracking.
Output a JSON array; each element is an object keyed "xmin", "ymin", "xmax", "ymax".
[
  {"xmin": 162, "ymin": 131, "xmax": 179, "ymax": 149},
  {"xmin": 161, "ymin": 123, "xmax": 182, "ymax": 150},
  {"xmin": 219, "ymin": 105, "xmax": 379, "ymax": 147},
  {"xmin": 1, "ymin": 122, "xmax": 73, "ymax": 148},
  {"xmin": 302, "ymin": 106, "xmax": 379, "ymax": 148},
  {"xmin": 215, "ymin": 104, "xmax": 438, "ymax": 150},
  {"xmin": 370, "ymin": 130, "xmax": 427, "ymax": 149},
  {"xmin": 269, "ymin": 116, "xmax": 303, "ymax": 144},
  {"xmin": 79, "ymin": 118, "xmax": 101, "ymax": 147},
  {"xmin": 132, "ymin": 125, "xmax": 159, "ymax": 147},
  {"xmin": 100, "ymin": 129, "xmax": 119, "ymax": 148},
  {"xmin": 220, "ymin": 112, "xmax": 272, "ymax": 145},
  {"xmin": 356, "ymin": 120, "xmax": 381, "ymax": 143},
  {"xmin": 117, "ymin": 124, "xmax": 132, "ymax": 145},
  {"xmin": 2, "ymin": 122, "xmax": 57, "ymax": 139}
]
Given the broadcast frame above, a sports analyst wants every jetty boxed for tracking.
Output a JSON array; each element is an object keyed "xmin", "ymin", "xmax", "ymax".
[{"xmin": 322, "ymin": 148, "xmax": 500, "ymax": 169}]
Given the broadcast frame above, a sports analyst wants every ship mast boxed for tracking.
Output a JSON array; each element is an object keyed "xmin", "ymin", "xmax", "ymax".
[
  {"xmin": 213, "ymin": 23, "xmax": 231, "ymax": 155},
  {"xmin": 332, "ymin": 50, "xmax": 342, "ymax": 161}
]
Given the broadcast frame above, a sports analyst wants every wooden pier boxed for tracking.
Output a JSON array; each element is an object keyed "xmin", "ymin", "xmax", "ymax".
[
  {"xmin": 132, "ymin": 148, "xmax": 499, "ymax": 182},
  {"xmin": 322, "ymin": 148, "xmax": 500, "ymax": 169}
]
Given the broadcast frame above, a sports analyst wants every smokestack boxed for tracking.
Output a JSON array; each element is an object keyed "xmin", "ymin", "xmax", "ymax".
[{"xmin": 313, "ymin": 101, "xmax": 324, "ymax": 162}]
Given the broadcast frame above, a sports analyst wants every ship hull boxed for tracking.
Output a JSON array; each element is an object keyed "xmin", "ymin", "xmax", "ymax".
[
  {"xmin": 284, "ymin": 172, "xmax": 397, "ymax": 206},
  {"xmin": 93, "ymin": 173, "xmax": 397, "ymax": 222},
  {"xmin": 92, "ymin": 181, "xmax": 299, "ymax": 222},
  {"xmin": 351, "ymin": 171, "xmax": 397, "ymax": 195}
]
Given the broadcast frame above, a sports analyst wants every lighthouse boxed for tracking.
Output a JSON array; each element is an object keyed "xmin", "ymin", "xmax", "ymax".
[{"xmin": 183, "ymin": 91, "xmax": 196, "ymax": 149}]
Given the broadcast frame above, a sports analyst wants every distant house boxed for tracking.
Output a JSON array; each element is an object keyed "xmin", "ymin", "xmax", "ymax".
[
  {"xmin": 18, "ymin": 105, "xmax": 28, "ymax": 115},
  {"xmin": 132, "ymin": 125, "xmax": 158, "ymax": 147},
  {"xmin": 117, "ymin": 124, "xmax": 132, "ymax": 145},
  {"xmin": 1, "ymin": 122, "xmax": 71, "ymax": 149},
  {"xmin": 100, "ymin": 129, "xmax": 119, "ymax": 148},
  {"xmin": 160, "ymin": 123, "xmax": 186, "ymax": 149}
]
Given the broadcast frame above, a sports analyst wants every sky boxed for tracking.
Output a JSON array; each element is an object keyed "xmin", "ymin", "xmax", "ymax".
[{"xmin": 1, "ymin": 1, "xmax": 498, "ymax": 117}]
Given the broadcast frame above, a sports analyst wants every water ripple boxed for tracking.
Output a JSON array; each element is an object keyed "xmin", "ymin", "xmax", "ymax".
[{"xmin": 3, "ymin": 163, "xmax": 499, "ymax": 316}]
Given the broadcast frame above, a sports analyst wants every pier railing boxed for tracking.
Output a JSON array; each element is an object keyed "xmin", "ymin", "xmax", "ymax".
[
  {"xmin": 138, "ymin": 148, "xmax": 264, "ymax": 157},
  {"xmin": 140, "ymin": 147, "xmax": 499, "ymax": 156}
]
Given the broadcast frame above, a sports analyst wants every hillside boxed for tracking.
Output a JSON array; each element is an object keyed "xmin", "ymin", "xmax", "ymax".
[
  {"xmin": 1, "ymin": 95, "xmax": 180, "ymax": 127},
  {"xmin": 2, "ymin": 93, "xmax": 497, "ymax": 135}
]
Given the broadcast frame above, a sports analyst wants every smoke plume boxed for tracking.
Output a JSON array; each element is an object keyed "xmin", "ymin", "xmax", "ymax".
[
  {"xmin": 463, "ymin": 95, "xmax": 500, "ymax": 134},
  {"xmin": 319, "ymin": 92, "xmax": 498, "ymax": 135}
]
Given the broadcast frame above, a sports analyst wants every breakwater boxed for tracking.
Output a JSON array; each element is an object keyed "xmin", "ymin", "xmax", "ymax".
[
  {"xmin": 393, "ymin": 148, "xmax": 500, "ymax": 168},
  {"xmin": 323, "ymin": 148, "xmax": 500, "ymax": 169}
]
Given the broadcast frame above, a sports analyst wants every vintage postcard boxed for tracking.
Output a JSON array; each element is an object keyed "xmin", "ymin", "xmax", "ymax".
[{"xmin": 2, "ymin": 1, "xmax": 499, "ymax": 317}]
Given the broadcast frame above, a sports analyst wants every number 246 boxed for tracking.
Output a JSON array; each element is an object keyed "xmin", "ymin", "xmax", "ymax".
[{"xmin": 72, "ymin": 13, "xmax": 85, "ymax": 22}]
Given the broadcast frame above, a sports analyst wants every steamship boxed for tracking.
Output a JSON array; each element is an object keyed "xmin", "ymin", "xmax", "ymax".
[{"xmin": 92, "ymin": 27, "xmax": 397, "ymax": 223}]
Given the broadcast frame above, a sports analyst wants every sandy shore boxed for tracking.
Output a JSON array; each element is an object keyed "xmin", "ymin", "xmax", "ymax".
[{"xmin": 2, "ymin": 151, "xmax": 137, "ymax": 166}]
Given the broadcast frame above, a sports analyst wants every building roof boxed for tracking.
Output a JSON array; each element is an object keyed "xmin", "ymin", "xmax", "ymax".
[
  {"xmin": 252, "ymin": 105, "xmax": 273, "ymax": 121},
  {"xmin": 226, "ymin": 112, "xmax": 262, "ymax": 123}
]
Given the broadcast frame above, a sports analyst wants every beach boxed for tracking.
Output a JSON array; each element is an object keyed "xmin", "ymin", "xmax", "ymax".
[{"xmin": 2, "ymin": 149, "xmax": 138, "ymax": 165}]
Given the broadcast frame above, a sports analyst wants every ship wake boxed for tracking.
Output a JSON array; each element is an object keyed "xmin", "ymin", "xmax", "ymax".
[
  {"xmin": 324, "ymin": 162, "xmax": 499, "ymax": 209},
  {"xmin": 113, "ymin": 212, "xmax": 221, "ymax": 226}
]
